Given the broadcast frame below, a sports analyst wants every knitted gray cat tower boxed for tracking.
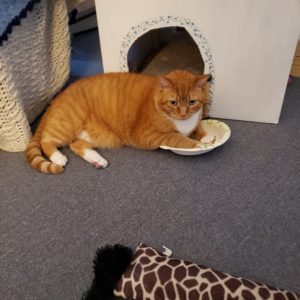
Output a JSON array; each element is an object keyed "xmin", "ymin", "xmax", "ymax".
[{"xmin": 0, "ymin": 0, "xmax": 70, "ymax": 152}]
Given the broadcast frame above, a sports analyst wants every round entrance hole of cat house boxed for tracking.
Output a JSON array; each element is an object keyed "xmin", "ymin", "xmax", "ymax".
[
  {"xmin": 127, "ymin": 27, "xmax": 205, "ymax": 75},
  {"xmin": 119, "ymin": 16, "xmax": 215, "ymax": 112}
]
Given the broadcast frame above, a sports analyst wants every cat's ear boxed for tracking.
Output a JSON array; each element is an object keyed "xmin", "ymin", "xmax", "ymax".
[
  {"xmin": 158, "ymin": 76, "xmax": 173, "ymax": 89},
  {"xmin": 194, "ymin": 74, "xmax": 212, "ymax": 88}
]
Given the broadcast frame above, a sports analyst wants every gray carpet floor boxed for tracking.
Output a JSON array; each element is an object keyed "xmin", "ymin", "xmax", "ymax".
[{"xmin": 0, "ymin": 30, "xmax": 299, "ymax": 299}]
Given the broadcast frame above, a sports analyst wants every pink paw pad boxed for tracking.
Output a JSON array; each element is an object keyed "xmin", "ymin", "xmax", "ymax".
[{"xmin": 92, "ymin": 161, "xmax": 104, "ymax": 169}]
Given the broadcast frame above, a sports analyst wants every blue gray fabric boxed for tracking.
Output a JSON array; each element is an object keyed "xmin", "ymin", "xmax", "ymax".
[{"xmin": 0, "ymin": 0, "xmax": 41, "ymax": 45}]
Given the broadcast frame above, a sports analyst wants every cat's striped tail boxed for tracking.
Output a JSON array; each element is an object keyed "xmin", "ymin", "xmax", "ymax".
[{"xmin": 26, "ymin": 126, "xmax": 64, "ymax": 174}]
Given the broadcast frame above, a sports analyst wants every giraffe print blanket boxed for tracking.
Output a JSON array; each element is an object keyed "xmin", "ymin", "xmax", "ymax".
[{"xmin": 113, "ymin": 244, "xmax": 299, "ymax": 300}]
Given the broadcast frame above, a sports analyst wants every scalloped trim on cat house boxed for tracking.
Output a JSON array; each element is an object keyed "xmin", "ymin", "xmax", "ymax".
[{"xmin": 95, "ymin": 0, "xmax": 300, "ymax": 124}]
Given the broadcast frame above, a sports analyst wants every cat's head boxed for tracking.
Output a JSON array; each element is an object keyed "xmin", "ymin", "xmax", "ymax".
[{"xmin": 154, "ymin": 70, "xmax": 211, "ymax": 120}]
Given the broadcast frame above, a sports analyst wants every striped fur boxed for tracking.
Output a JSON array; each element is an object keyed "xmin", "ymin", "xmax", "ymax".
[
  {"xmin": 26, "ymin": 71, "xmax": 210, "ymax": 174},
  {"xmin": 26, "ymin": 117, "xmax": 64, "ymax": 174}
]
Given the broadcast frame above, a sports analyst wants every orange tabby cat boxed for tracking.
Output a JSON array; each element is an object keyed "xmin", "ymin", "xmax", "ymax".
[{"xmin": 26, "ymin": 70, "xmax": 211, "ymax": 174}]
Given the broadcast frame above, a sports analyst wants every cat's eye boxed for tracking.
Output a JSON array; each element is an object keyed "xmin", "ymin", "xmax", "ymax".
[
  {"xmin": 188, "ymin": 99, "xmax": 198, "ymax": 106},
  {"xmin": 169, "ymin": 100, "xmax": 177, "ymax": 106}
]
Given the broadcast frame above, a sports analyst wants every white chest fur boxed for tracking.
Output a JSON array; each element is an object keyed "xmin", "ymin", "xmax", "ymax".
[{"xmin": 172, "ymin": 109, "xmax": 202, "ymax": 136}]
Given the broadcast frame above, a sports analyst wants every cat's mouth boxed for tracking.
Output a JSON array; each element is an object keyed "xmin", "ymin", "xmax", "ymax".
[{"xmin": 172, "ymin": 115, "xmax": 191, "ymax": 121}]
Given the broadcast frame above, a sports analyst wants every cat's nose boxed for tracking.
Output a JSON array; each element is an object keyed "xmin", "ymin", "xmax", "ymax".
[{"xmin": 179, "ymin": 107, "xmax": 187, "ymax": 117}]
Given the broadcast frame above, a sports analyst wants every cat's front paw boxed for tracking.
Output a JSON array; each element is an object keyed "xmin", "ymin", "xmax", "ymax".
[
  {"xmin": 194, "ymin": 142, "xmax": 202, "ymax": 149},
  {"xmin": 200, "ymin": 134, "xmax": 216, "ymax": 144}
]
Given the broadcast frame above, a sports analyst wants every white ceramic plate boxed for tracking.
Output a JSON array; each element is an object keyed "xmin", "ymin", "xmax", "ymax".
[{"xmin": 160, "ymin": 119, "xmax": 231, "ymax": 156}]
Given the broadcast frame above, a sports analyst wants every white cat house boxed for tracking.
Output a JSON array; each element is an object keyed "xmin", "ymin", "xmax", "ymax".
[{"xmin": 95, "ymin": 0, "xmax": 300, "ymax": 123}]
